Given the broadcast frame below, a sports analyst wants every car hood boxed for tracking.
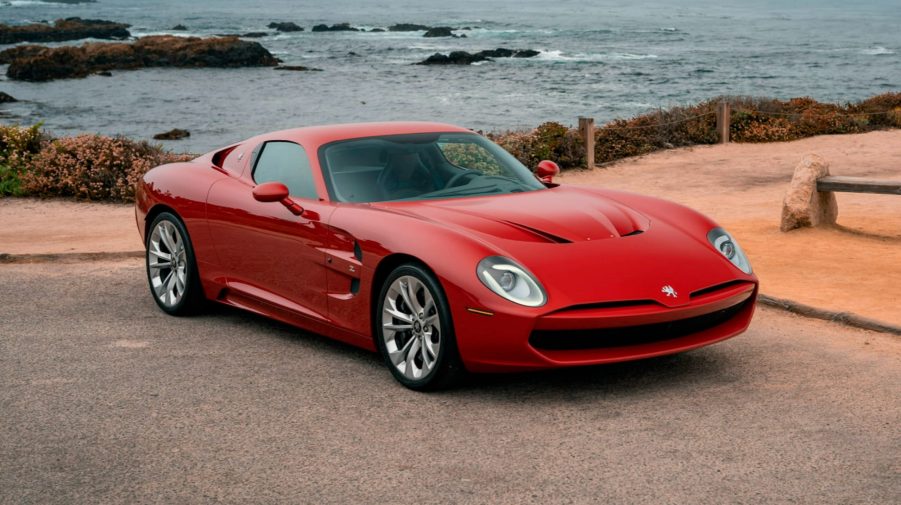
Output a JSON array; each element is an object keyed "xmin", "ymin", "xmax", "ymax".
[
  {"xmin": 374, "ymin": 186, "xmax": 752, "ymax": 308},
  {"xmin": 377, "ymin": 187, "xmax": 650, "ymax": 244}
]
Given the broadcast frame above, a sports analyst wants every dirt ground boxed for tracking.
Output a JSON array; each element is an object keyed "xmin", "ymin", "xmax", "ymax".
[{"xmin": 1, "ymin": 130, "xmax": 900, "ymax": 325}]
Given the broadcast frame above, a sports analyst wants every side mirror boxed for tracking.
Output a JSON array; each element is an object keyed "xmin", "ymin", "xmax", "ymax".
[
  {"xmin": 253, "ymin": 181, "xmax": 304, "ymax": 216},
  {"xmin": 536, "ymin": 160, "xmax": 560, "ymax": 183},
  {"xmin": 253, "ymin": 181, "xmax": 289, "ymax": 202}
]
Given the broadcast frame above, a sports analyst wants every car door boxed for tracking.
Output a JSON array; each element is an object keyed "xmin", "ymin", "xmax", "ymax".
[{"xmin": 206, "ymin": 140, "xmax": 335, "ymax": 322}]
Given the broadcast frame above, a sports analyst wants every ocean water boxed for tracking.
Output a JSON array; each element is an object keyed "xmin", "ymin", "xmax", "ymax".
[{"xmin": 0, "ymin": 0, "xmax": 899, "ymax": 153}]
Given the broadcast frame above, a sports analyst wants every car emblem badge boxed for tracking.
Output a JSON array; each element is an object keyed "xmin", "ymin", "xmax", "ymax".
[{"xmin": 661, "ymin": 285, "xmax": 678, "ymax": 298}]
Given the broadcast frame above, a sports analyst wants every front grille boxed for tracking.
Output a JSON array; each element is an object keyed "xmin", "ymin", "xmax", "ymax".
[{"xmin": 529, "ymin": 299, "xmax": 749, "ymax": 351}]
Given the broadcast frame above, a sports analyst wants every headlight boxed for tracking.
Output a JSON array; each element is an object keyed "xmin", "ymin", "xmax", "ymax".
[
  {"xmin": 707, "ymin": 227, "xmax": 752, "ymax": 274},
  {"xmin": 477, "ymin": 256, "xmax": 547, "ymax": 307}
]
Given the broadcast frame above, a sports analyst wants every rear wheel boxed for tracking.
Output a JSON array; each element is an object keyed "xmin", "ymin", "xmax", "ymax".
[
  {"xmin": 146, "ymin": 212, "xmax": 204, "ymax": 316},
  {"xmin": 376, "ymin": 264, "xmax": 465, "ymax": 390}
]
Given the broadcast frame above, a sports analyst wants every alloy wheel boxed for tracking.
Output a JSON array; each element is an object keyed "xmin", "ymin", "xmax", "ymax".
[{"xmin": 381, "ymin": 275, "xmax": 442, "ymax": 380}]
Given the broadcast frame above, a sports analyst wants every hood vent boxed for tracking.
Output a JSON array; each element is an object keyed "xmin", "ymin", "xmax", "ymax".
[{"xmin": 501, "ymin": 220, "xmax": 572, "ymax": 244}]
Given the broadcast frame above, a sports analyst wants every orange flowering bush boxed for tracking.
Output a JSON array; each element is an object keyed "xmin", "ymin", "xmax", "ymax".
[{"xmin": 20, "ymin": 134, "xmax": 193, "ymax": 201}]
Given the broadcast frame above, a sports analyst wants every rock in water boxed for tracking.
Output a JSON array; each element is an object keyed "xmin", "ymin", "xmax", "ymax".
[
  {"xmin": 267, "ymin": 22, "xmax": 304, "ymax": 32},
  {"xmin": 416, "ymin": 48, "xmax": 541, "ymax": 65},
  {"xmin": 6, "ymin": 36, "xmax": 280, "ymax": 82},
  {"xmin": 423, "ymin": 27, "xmax": 453, "ymax": 37},
  {"xmin": 0, "ymin": 92, "xmax": 17, "ymax": 103},
  {"xmin": 0, "ymin": 18, "xmax": 131, "ymax": 44},
  {"xmin": 388, "ymin": 23, "xmax": 430, "ymax": 32},
  {"xmin": 172, "ymin": 24, "xmax": 188, "ymax": 31},
  {"xmin": 311, "ymin": 23, "xmax": 359, "ymax": 32},
  {"xmin": 417, "ymin": 51, "xmax": 490, "ymax": 65},
  {"xmin": 154, "ymin": 129, "xmax": 190, "ymax": 140},
  {"xmin": 780, "ymin": 154, "xmax": 838, "ymax": 231},
  {"xmin": 0, "ymin": 45, "xmax": 46, "ymax": 64}
]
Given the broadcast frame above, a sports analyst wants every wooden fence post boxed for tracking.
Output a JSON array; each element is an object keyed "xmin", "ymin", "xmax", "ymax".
[
  {"xmin": 716, "ymin": 102, "xmax": 731, "ymax": 144},
  {"xmin": 578, "ymin": 116, "xmax": 595, "ymax": 168}
]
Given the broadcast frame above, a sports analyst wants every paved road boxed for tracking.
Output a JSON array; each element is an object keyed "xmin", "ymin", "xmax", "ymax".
[{"xmin": 1, "ymin": 260, "xmax": 899, "ymax": 504}]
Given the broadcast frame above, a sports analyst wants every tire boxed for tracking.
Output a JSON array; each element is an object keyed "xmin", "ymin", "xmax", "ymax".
[
  {"xmin": 145, "ymin": 212, "xmax": 205, "ymax": 316},
  {"xmin": 375, "ymin": 263, "xmax": 465, "ymax": 391}
]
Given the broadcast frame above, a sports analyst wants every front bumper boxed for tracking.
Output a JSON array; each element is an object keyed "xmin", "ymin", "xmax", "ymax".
[{"xmin": 450, "ymin": 280, "xmax": 757, "ymax": 373}]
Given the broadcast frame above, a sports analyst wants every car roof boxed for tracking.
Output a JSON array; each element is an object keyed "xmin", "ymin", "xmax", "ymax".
[{"xmin": 260, "ymin": 121, "xmax": 475, "ymax": 147}]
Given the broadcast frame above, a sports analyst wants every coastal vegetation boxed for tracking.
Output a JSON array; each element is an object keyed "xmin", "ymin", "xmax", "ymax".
[{"xmin": 0, "ymin": 93, "xmax": 898, "ymax": 202}]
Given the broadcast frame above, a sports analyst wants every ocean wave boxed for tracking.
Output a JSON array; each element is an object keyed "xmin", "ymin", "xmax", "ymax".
[
  {"xmin": 535, "ymin": 50, "xmax": 658, "ymax": 62},
  {"xmin": 861, "ymin": 46, "xmax": 895, "ymax": 56}
]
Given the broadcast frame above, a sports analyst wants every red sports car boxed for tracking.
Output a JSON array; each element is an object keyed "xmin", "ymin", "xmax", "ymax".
[{"xmin": 135, "ymin": 122, "xmax": 757, "ymax": 390}]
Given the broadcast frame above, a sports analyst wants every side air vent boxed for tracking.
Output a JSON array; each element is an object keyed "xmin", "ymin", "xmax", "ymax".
[{"xmin": 622, "ymin": 229, "xmax": 644, "ymax": 237}]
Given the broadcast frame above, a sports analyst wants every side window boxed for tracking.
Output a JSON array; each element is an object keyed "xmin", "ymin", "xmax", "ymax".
[{"xmin": 252, "ymin": 141, "xmax": 318, "ymax": 200}]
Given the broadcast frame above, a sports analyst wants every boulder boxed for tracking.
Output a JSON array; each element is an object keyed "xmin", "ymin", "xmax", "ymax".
[
  {"xmin": 172, "ymin": 24, "xmax": 188, "ymax": 31},
  {"xmin": 6, "ymin": 36, "xmax": 279, "ymax": 82},
  {"xmin": 0, "ymin": 17, "xmax": 131, "ymax": 44},
  {"xmin": 423, "ymin": 27, "xmax": 453, "ymax": 37},
  {"xmin": 311, "ymin": 23, "xmax": 358, "ymax": 32},
  {"xmin": 267, "ymin": 22, "xmax": 304, "ymax": 32},
  {"xmin": 780, "ymin": 154, "xmax": 838, "ymax": 231},
  {"xmin": 388, "ymin": 23, "xmax": 430, "ymax": 32},
  {"xmin": 0, "ymin": 92, "xmax": 17, "ymax": 103},
  {"xmin": 416, "ymin": 48, "xmax": 541, "ymax": 65},
  {"xmin": 153, "ymin": 129, "xmax": 190, "ymax": 140},
  {"xmin": 369, "ymin": 28, "xmax": 386, "ymax": 33},
  {"xmin": 241, "ymin": 32, "xmax": 269, "ymax": 38},
  {"xmin": 417, "ymin": 51, "xmax": 490, "ymax": 65},
  {"xmin": 480, "ymin": 48, "xmax": 514, "ymax": 58}
]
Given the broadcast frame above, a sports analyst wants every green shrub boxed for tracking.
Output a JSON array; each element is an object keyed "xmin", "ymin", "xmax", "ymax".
[{"xmin": 0, "ymin": 124, "xmax": 44, "ymax": 195}]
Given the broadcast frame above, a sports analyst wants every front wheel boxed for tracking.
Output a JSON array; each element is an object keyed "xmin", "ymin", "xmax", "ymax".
[
  {"xmin": 376, "ymin": 264, "xmax": 465, "ymax": 391},
  {"xmin": 146, "ymin": 212, "xmax": 205, "ymax": 316}
]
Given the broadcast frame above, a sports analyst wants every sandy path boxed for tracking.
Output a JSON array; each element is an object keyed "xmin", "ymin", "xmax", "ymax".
[
  {"xmin": 560, "ymin": 129, "xmax": 901, "ymax": 326},
  {"xmin": 1, "ymin": 130, "xmax": 899, "ymax": 325},
  {"xmin": 0, "ymin": 198, "xmax": 140, "ymax": 254}
]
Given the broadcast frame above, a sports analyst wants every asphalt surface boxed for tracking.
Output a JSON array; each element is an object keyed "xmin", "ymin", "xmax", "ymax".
[{"xmin": 1, "ymin": 259, "xmax": 899, "ymax": 505}]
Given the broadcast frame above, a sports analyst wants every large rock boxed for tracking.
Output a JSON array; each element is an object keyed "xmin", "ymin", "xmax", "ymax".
[
  {"xmin": 0, "ymin": 17, "xmax": 130, "ymax": 44},
  {"xmin": 417, "ymin": 48, "xmax": 541, "ymax": 65},
  {"xmin": 388, "ymin": 23, "xmax": 430, "ymax": 32},
  {"xmin": 153, "ymin": 128, "xmax": 190, "ymax": 140},
  {"xmin": 311, "ymin": 23, "xmax": 358, "ymax": 32},
  {"xmin": 0, "ymin": 92, "xmax": 17, "ymax": 103},
  {"xmin": 417, "ymin": 51, "xmax": 490, "ymax": 65},
  {"xmin": 780, "ymin": 154, "xmax": 838, "ymax": 231},
  {"xmin": 0, "ymin": 45, "xmax": 47, "ymax": 64},
  {"xmin": 423, "ymin": 27, "xmax": 453, "ymax": 37},
  {"xmin": 267, "ymin": 22, "xmax": 303, "ymax": 32},
  {"xmin": 6, "ymin": 36, "xmax": 279, "ymax": 82}
]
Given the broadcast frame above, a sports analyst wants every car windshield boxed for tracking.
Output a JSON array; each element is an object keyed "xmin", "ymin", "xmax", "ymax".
[{"xmin": 318, "ymin": 132, "xmax": 546, "ymax": 203}]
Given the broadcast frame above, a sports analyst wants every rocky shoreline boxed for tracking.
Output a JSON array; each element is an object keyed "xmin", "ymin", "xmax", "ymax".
[
  {"xmin": 3, "ymin": 36, "xmax": 279, "ymax": 82},
  {"xmin": 0, "ymin": 18, "xmax": 130, "ymax": 45}
]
